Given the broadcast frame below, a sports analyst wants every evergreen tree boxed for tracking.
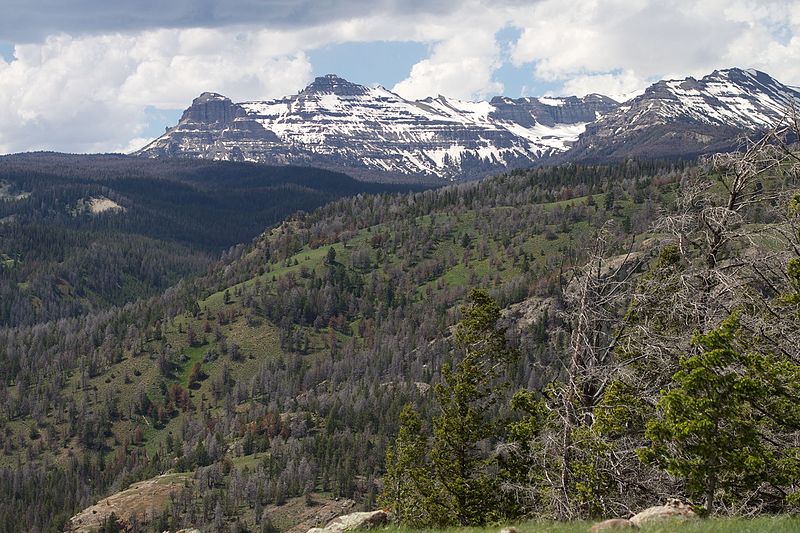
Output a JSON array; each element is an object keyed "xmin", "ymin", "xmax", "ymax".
[
  {"xmin": 380, "ymin": 404, "xmax": 431, "ymax": 526},
  {"xmin": 326, "ymin": 247, "xmax": 337, "ymax": 265},
  {"xmin": 428, "ymin": 289, "xmax": 516, "ymax": 525},
  {"xmin": 640, "ymin": 315, "xmax": 795, "ymax": 512},
  {"xmin": 382, "ymin": 289, "xmax": 517, "ymax": 526}
]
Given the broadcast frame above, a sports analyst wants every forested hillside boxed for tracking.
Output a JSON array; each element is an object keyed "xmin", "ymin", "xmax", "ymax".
[
  {"xmin": 1, "ymin": 124, "xmax": 799, "ymax": 532},
  {"xmin": 1, "ymin": 154, "xmax": 689, "ymax": 531},
  {"xmin": 379, "ymin": 127, "xmax": 800, "ymax": 527},
  {"xmin": 0, "ymin": 154, "xmax": 415, "ymax": 326}
]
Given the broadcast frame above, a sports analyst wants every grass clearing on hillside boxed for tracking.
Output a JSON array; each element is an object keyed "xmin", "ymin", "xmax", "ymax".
[{"xmin": 203, "ymin": 242, "xmax": 339, "ymax": 310}]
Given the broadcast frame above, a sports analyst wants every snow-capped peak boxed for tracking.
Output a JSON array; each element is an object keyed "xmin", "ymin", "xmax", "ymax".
[
  {"xmin": 137, "ymin": 69, "xmax": 800, "ymax": 180},
  {"xmin": 138, "ymin": 74, "xmax": 616, "ymax": 179}
]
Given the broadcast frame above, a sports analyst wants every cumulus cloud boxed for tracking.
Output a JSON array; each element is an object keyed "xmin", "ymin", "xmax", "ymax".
[
  {"xmin": 0, "ymin": 1, "xmax": 514, "ymax": 153},
  {"xmin": 511, "ymin": 1, "xmax": 744, "ymax": 81},
  {"xmin": 557, "ymin": 70, "xmax": 648, "ymax": 101},
  {"xmin": 392, "ymin": 31, "xmax": 503, "ymax": 100},
  {"xmin": 509, "ymin": 0, "xmax": 800, "ymax": 91},
  {"xmin": 0, "ymin": 30, "xmax": 313, "ymax": 153}
]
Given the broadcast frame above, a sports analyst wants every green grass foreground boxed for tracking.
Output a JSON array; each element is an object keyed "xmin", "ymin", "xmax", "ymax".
[{"xmin": 382, "ymin": 515, "xmax": 800, "ymax": 533}]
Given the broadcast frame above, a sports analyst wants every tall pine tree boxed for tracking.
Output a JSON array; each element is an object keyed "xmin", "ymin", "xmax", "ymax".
[{"xmin": 382, "ymin": 289, "xmax": 517, "ymax": 526}]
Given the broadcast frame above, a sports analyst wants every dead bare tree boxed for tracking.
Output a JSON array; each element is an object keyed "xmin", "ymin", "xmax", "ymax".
[
  {"xmin": 537, "ymin": 223, "xmax": 648, "ymax": 519},
  {"xmin": 505, "ymin": 110, "xmax": 800, "ymax": 520},
  {"xmin": 621, "ymin": 110, "xmax": 800, "ymax": 514},
  {"xmin": 625, "ymin": 111, "xmax": 800, "ymax": 381}
]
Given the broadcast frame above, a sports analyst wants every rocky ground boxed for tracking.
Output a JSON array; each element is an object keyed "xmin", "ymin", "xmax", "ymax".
[{"xmin": 65, "ymin": 473, "xmax": 192, "ymax": 532}]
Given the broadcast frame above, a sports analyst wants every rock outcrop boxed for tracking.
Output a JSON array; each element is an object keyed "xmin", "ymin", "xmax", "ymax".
[
  {"xmin": 65, "ymin": 473, "xmax": 191, "ymax": 533},
  {"xmin": 630, "ymin": 499, "xmax": 698, "ymax": 526},
  {"xmin": 306, "ymin": 510, "xmax": 389, "ymax": 533},
  {"xmin": 490, "ymin": 94, "xmax": 617, "ymax": 127},
  {"xmin": 181, "ymin": 92, "xmax": 245, "ymax": 124}
]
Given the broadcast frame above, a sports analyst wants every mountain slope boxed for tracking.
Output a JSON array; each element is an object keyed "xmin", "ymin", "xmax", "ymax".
[
  {"xmin": 0, "ymin": 153, "xmax": 417, "ymax": 326},
  {"xmin": 569, "ymin": 68, "xmax": 800, "ymax": 160},
  {"xmin": 0, "ymin": 160, "xmax": 685, "ymax": 531},
  {"xmin": 4, "ymin": 150, "xmax": 798, "ymax": 530},
  {"xmin": 137, "ymin": 69, "xmax": 800, "ymax": 179},
  {"xmin": 136, "ymin": 75, "xmax": 617, "ymax": 181}
]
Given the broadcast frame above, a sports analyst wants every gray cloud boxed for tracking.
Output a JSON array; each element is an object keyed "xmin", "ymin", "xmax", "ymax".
[{"xmin": 0, "ymin": 0, "xmax": 460, "ymax": 42}]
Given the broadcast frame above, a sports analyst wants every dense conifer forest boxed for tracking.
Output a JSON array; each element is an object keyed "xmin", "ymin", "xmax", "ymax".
[{"xmin": 0, "ymin": 153, "xmax": 416, "ymax": 326}]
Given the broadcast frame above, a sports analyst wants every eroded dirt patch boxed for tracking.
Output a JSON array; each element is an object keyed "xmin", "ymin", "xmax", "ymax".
[{"xmin": 66, "ymin": 472, "xmax": 192, "ymax": 532}]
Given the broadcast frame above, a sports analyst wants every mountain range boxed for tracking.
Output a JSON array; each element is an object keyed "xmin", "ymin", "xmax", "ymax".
[{"xmin": 136, "ymin": 68, "xmax": 800, "ymax": 181}]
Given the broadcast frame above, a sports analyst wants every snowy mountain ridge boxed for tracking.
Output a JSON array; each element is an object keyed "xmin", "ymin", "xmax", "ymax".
[
  {"xmin": 569, "ymin": 68, "xmax": 800, "ymax": 161},
  {"xmin": 136, "ymin": 68, "xmax": 800, "ymax": 181}
]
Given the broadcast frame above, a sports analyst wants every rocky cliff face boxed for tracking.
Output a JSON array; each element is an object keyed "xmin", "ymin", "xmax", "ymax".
[
  {"xmin": 137, "ymin": 75, "xmax": 617, "ymax": 180},
  {"xmin": 180, "ymin": 92, "xmax": 244, "ymax": 123},
  {"xmin": 137, "ymin": 69, "xmax": 800, "ymax": 180},
  {"xmin": 149, "ymin": 92, "xmax": 280, "ymax": 160},
  {"xmin": 489, "ymin": 94, "xmax": 617, "ymax": 127}
]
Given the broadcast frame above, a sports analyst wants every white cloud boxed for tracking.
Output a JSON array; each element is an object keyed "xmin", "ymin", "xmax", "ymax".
[
  {"xmin": 557, "ymin": 70, "xmax": 648, "ymax": 100},
  {"xmin": 118, "ymin": 28, "xmax": 313, "ymax": 108},
  {"xmin": 0, "ymin": 2, "xmax": 516, "ymax": 154},
  {"xmin": 121, "ymin": 137, "xmax": 156, "ymax": 155},
  {"xmin": 392, "ymin": 31, "xmax": 503, "ymax": 100},
  {"xmin": 510, "ymin": 0, "xmax": 742, "ymax": 80},
  {"xmin": 389, "ymin": 2, "xmax": 515, "ymax": 101},
  {"xmin": 0, "ymin": 29, "xmax": 313, "ymax": 154},
  {"xmin": 509, "ymin": 0, "xmax": 800, "ymax": 95}
]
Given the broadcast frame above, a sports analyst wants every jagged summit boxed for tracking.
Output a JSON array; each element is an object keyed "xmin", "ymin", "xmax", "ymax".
[
  {"xmin": 194, "ymin": 91, "xmax": 229, "ymax": 101},
  {"xmin": 300, "ymin": 74, "xmax": 372, "ymax": 96},
  {"xmin": 714, "ymin": 67, "xmax": 781, "ymax": 85},
  {"xmin": 137, "ymin": 69, "xmax": 800, "ymax": 180},
  {"xmin": 179, "ymin": 92, "xmax": 243, "ymax": 124}
]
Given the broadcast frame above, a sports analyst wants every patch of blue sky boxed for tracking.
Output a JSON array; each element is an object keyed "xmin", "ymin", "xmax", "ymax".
[
  {"xmin": 307, "ymin": 33, "xmax": 566, "ymax": 99},
  {"xmin": 141, "ymin": 106, "xmax": 183, "ymax": 139},
  {"xmin": 491, "ymin": 26, "xmax": 564, "ymax": 98},
  {"xmin": 0, "ymin": 41, "xmax": 14, "ymax": 61},
  {"xmin": 492, "ymin": 61, "xmax": 564, "ymax": 98},
  {"xmin": 308, "ymin": 40, "xmax": 429, "ymax": 89}
]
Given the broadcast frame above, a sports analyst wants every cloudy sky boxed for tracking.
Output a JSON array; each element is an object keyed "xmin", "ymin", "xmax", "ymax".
[{"xmin": 1, "ymin": 0, "xmax": 799, "ymax": 154}]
